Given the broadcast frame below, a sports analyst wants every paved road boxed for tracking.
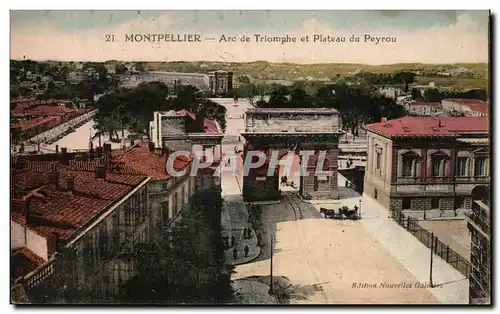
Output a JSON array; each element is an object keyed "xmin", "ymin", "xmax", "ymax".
[
  {"xmin": 337, "ymin": 174, "xmax": 469, "ymax": 304},
  {"xmin": 221, "ymin": 155, "xmax": 261, "ymax": 266}
]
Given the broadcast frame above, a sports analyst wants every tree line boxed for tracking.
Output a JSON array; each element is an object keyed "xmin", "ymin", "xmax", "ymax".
[
  {"xmin": 93, "ymin": 82, "xmax": 227, "ymax": 142},
  {"xmin": 412, "ymin": 87, "xmax": 488, "ymax": 103},
  {"xmin": 235, "ymin": 78, "xmax": 406, "ymax": 137}
]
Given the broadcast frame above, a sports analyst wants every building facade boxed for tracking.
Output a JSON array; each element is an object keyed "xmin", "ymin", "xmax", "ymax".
[
  {"xmin": 364, "ymin": 117, "xmax": 490, "ymax": 218},
  {"xmin": 467, "ymin": 200, "xmax": 491, "ymax": 304},
  {"xmin": 442, "ymin": 98, "xmax": 489, "ymax": 117},
  {"xmin": 241, "ymin": 108, "xmax": 342, "ymax": 201},
  {"xmin": 10, "ymin": 152, "xmax": 151, "ymax": 303},
  {"xmin": 407, "ymin": 101, "xmax": 443, "ymax": 116},
  {"xmin": 208, "ymin": 71, "xmax": 233, "ymax": 96}
]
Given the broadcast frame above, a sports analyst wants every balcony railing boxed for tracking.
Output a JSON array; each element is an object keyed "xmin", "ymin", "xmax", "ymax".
[{"xmin": 16, "ymin": 256, "xmax": 56, "ymax": 290}]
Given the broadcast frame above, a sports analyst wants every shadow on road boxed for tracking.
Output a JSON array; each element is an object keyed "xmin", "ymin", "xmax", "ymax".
[{"xmin": 238, "ymin": 275, "xmax": 323, "ymax": 304}]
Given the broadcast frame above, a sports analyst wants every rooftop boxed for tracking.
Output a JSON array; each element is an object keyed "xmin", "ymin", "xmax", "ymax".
[
  {"xmin": 443, "ymin": 98, "xmax": 488, "ymax": 105},
  {"xmin": 11, "ymin": 116, "xmax": 59, "ymax": 130},
  {"xmin": 246, "ymin": 108, "xmax": 339, "ymax": 114},
  {"xmin": 11, "ymin": 104, "xmax": 76, "ymax": 117},
  {"xmin": 159, "ymin": 109, "xmax": 221, "ymax": 134},
  {"xmin": 365, "ymin": 116, "xmax": 489, "ymax": 138},
  {"xmin": 443, "ymin": 98, "xmax": 489, "ymax": 114},
  {"xmin": 410, "ymin": 101, "xmax": 442, "ymax": 107},
  {"xmin": 112, "ymin": 141, "xmax": 193, "ymax": 181},
  {"xmin": 11, "ymin": 154, "xmax": 149, "ymax": 240}
]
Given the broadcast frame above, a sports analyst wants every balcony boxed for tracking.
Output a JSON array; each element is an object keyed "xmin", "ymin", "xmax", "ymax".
[{"xmin": 394, "ymin": 184, "xmax": 454, "ymax": 195}]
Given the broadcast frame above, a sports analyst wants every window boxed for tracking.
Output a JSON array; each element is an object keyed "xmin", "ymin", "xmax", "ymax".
[
  {"xmin": 456, "ymin": 157, "xmax": 469, "ymax": 177},
  {"xmin": 431, "ymin": 198, "xmax": 440, "ymax": 209},
  {"xmin": 161, "ymin": 201, "xmax": 170, "ymax": 224},
  {"xmin": 402, "ymin": 199, "xmax": 411, "ymax": 210},
  {"xmin": 474, "ymin": 157, "xmax": 486, "ymax": 176},
  {"xmin": 375, "ymin": 150, "xmax": 382, "ymax": 170},
  {"xmin": 431, "ymin": 153, "xmax": 446, "ymax": 177},
  {"xmin": 401, "ymin": 152, "xmax": 418, "ymax": 178},
  {"xmin": 161, "ymin": 182, "xmax": 168, "ymax": 191}
]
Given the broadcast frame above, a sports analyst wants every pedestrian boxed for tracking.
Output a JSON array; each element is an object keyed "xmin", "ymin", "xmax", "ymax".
[
  {"xmin": 244, "ymin": 244, "xmax": 250, "ymax": 257},
  {"xmin": 257, "ymin": 233, "xmax": 262, "ymax": 246},
  {"xmin": 233, "ymin": 247, "xmax": 238, "ymax": 259},
  {"xmin": 243, "ymin": 228, "xmax": 248, "ymax": 239},
  {"xmin": 231, "ymin": 235, "xmax": 235, "ymax": 248},
  {"xmin": 247, "ymin": 228, "xmax": 252, "ymax": 239}
]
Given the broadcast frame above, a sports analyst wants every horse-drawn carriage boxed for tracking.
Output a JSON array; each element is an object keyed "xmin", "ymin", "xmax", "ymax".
[{"xmin": 320, "ymin": 205, "xmax": 359, "ymax": 220}]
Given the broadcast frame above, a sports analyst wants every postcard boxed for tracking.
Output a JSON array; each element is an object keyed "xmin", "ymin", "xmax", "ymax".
[{"xmin": 10, "ymin": 10, "xmax": 491, "ymax": 305}]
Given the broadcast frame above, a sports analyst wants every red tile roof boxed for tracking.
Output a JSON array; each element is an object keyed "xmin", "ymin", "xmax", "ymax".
[
  {"xmin": 160, "ymin": 109, "xmax": 221, "ymax": 134},
  {"xmin": 365, "ymin": 117, "xmax": 489, "ymax": 138},
  {"xmin": 11, "ymin": 247, "xmax": 46, "ymax": 280},
  {"xmin": 442, "ymin": 98, "xmax": 489, "ymax": 114},
  {"xmin": 12, "ymin": 105, "xmax": 74, "ymax": 117},
  {"xmin": 11, "ymin": 157, "xmax": 148, "ymax": 240},
  {"xmin": 410, "ymin": 101, "xmax": 441, "ymax": 107},
  {"xmin": 112, "ymin": 141, "xmax": 193, "ymax": 180},
  {"xmin": 11, "ymin": 116, "xmax": 59, "ymax": 130}
]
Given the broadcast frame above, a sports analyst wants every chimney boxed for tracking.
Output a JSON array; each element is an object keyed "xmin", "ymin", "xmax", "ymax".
[
  {"xmin": 48, "ymin": 164, "xmax": 60, "ymax": 187},
  {"xmin": 60, "ymin": 147, "xmax": 69, "ymax": 165},
  {"xmin": 148, "ymin": 141, "xmax": 155, "ymax": 152},
  {"xmin": 95, "ymin": 165, "xmax": 106, "ymax": 179},
  {"xmin": 66, "ymin": 173, "xmax": 75, "ymax": 192}
]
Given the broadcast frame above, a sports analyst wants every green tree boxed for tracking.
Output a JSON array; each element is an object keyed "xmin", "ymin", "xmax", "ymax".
[
  {"xmin": 119, "ymin": 196, "xmax": 233, "ymax": 304},
  {"xmin": 115, "ymin": 63, "xmax": 128, "ymax": 75},
  {"xmin": 393, "ymin": 71, "xmax": 416, "ymax": 92},
  {"xmin": 424, "ymin": 88, "xmax": 441, "ymax": 102},
  {"xmin": 411, "ymin": 88, "xmax": 423, "ymax": 100}
]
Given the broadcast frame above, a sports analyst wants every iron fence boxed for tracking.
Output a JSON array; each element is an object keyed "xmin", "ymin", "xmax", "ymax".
[{"xmin": 390, "ymin": 210, "xmax": 470, "ymax": 278}]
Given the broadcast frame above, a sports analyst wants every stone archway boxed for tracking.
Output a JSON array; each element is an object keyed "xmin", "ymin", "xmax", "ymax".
[
  {"xmin": 240, "ymin": 108, "xmax": 343, "ymax": 202},
  {"xmin": 471, "ymin": 185, "xmax": 489, "ymax": 202}
]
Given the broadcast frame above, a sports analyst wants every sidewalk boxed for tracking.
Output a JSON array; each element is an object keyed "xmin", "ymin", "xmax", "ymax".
[
  {"xmin": 221, "ymin": 166, "xmax": 261, "ymax": 266},
  {"xmin": 336, "ymin": 174, "xmax": 469, "ymax": 304}
]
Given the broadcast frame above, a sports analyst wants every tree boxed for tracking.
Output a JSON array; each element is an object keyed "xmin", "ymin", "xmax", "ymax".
[
  {"xmin": 411, "ymin": 88, "xmax": 423, "ymax": 100},
  {"xmin": 393, "ymin": 71, "xmax": 416, "ymax": 92},
  {"xmin": 134, "ymin": 62, "xmax": 146, "ymax": 72},
  {"xmin": 115, "ymin": 63, "xmax": 128, "ymax": 75},
  {"xmin": 424, "ymin": 88, "xmax": 441, "ymax": 102},
  {"xmin": 119, "ymin": 197, "xmax": 233, "ymax": 304}
]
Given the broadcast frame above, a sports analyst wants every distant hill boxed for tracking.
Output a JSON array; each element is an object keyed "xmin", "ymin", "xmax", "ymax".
[{"xmin": 131, "ymin": 61, "xmax": 488, "ymax": 91}]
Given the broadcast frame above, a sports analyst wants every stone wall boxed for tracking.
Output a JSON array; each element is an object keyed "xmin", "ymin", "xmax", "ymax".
[{"xmin": 246, "ymin": 113, "xmax": 339, "ymax": 133}]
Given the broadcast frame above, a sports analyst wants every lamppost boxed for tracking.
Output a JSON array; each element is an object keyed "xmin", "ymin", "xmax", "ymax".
[
  {"xmin": 268, "ymin": 234, "xmax": 274, "ymax": 295},
  {"xmin": 359, "ymin": 199, "xmax": 362, "ymax": 220}
]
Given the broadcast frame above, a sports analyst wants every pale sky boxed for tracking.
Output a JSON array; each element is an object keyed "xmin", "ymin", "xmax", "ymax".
[{"xmin": 10, "ymin": 10, "xmax": 490, "ymax": 64}]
